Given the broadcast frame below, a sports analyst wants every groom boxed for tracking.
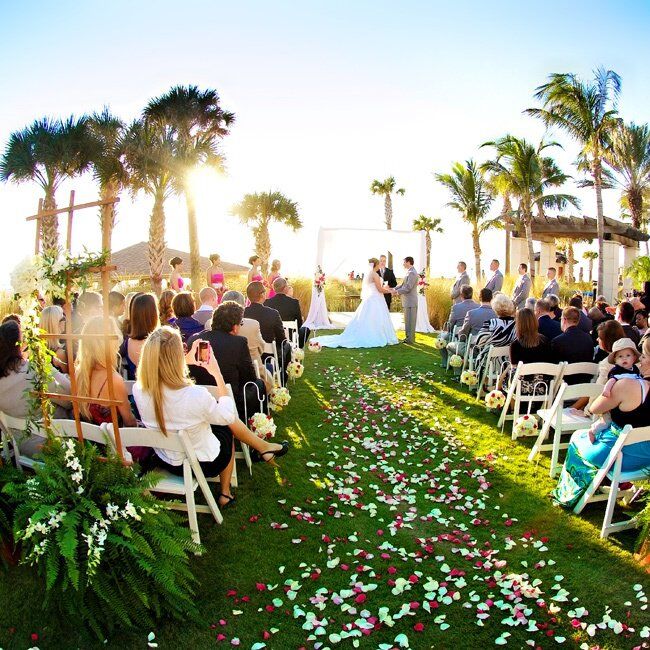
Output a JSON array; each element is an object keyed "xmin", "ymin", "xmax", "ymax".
[{"xmin": 392, "ymin": 256, "xmax": 418, "ymax": 344}]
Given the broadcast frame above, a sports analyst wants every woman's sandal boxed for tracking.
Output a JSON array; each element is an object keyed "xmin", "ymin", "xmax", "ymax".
[
  {"xmin": 218, "ymin": 493, "xmax": 236, "ymax": 508},
  {"xmin": 252, "ymin": 440, "xmax": 289, "ymax": 463}
]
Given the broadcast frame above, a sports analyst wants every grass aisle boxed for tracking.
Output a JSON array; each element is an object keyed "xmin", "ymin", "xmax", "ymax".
[{"xmin": 0, "ymin": 334, "xmax": 648, "ymax": 648}]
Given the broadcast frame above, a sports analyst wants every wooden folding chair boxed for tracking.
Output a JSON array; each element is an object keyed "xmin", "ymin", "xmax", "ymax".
[
  {"xmin": 475, "ymin": 345, "xmax": 510, "ymax": 400},
  {"xmin": 572, "ymin": 425, "xmax": 650, "ymax": 538},
  {"xmin": 498, "ymin": 361, "xmax": 566, "ymax": 439},
  {"xmin": 108, "ymin": 423, "xmax": 223, "ymax": 547},
  {"xmin": 527, "ymin": 382, "xmax": 602, "ymax": 476}
]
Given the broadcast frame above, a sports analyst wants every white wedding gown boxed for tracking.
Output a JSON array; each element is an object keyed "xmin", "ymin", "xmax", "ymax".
[{"xmin": 312, "ymin": 266, "xmax": 399, "ymax": 349}]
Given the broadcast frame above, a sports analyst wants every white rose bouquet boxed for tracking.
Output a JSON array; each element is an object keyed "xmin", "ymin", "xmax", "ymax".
[
  {"xmin": 292, "ymin": 348, "xmax": 305, "ymax": 362},
  {"xmin": 449, "ymin": 354, "xmax": 463, "ymax": 368},
  {"xmin": 287, "ymin": 360, "xmax": 304, "ymax": 380},
  {"xmin": 248, "ymin": 412, "xmax": 277, "ymax": 440},
  {"xmin": 433, "ymin": 337, "xmax": 447, "ymax": 350},
  {"xmin": 484, "ymin": 390, "xmax": 506, "ymax": 410},
  {"xmin": 308, "ymin": 341, "xmax": 322, "ymax": 353},
  {"xmin": 460, "ymin": 370, "xmax": 478, "ymax": 386},
  {"xmin": 269, "ymin": 387, "xmax": 291, "ymax": 412},
  {"xmin": 513, "ymin": 414, "xmax": 538, "ymax": 437}
]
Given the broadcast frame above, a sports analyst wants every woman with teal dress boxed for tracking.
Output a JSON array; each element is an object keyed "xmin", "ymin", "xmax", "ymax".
[{"xmin": 552, "ymin": 339, "xmax": 650, "ymax": 508}]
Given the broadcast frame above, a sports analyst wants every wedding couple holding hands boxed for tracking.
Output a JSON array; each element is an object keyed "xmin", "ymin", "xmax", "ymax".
[{"xmin": 312, "ymin": 255, "xmax": 418, "ymax": 349}]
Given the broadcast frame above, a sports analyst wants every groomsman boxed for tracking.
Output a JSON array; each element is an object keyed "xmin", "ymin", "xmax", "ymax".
[
  {"xmin": 512, "ymin": 263, "xmax": 531, "ymax": 310},
  {"xmin": 541, "ymin": 267, "xmax": 560, "ymax": 299},
  {"xmin": 377, "ymin": 255, "xmax": 397, "ymax": 308},
  {"xmin": 484, "ymin": 259, "xmax": 504, "ymax": 293},
  {"xmin": 450, "ymin": 261, "xmax": 471, "ymax": 304}
]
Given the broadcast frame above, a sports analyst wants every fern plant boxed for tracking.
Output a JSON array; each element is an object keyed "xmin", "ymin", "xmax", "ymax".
[
  {"xmin": 5, "ymin": 437, "xmax": 201, "ymax": 638},
  {"xmin": 0, "ymin": 463, "xmax": 23, "ymax": 567}
]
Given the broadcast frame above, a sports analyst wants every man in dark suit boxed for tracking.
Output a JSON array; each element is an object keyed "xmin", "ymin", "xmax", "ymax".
[
  {"xmin": 535, "ymin": 298, "xmax": 562, "ymax": 340},
  {"xmin": 551, "ymin": 306, "xmax": 595, "ymax": 384},
  {"xmin": 264, "ymin": 277, "xmax": 310, "ymax": 347},
  {"xmin": 188, "ymin": 301, "xmax": 266, "ymax": 419},
  {"xmin": 244, "ymin": 281, "xmax": 291, "ymax": 381},
  {"xmin": 616, "ymin": 300, "xmax": 641, "ymax": 346},
  {"xmin": 377, "ymin": 255, "xmax": 398, "ymax": 308}
]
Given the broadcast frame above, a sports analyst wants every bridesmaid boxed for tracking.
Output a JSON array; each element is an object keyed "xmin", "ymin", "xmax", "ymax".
[
  {"xmin": 206, "ymin": 253, "xmax": 226, "ymax": 303},
  {"xmin": 169, "ymin": 256, "xmax": 184, "ymax": 291},
  {"xmin": 247, "ymin": 255, "xmax": 264, "ymax": 284},
  {"xmin": 267, "ymin": 259, "xmax": 282, "ymax": 298}
]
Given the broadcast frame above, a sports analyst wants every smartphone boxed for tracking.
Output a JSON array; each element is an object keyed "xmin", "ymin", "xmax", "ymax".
[{"xmin": 198, "ymin": 341, "xmax": 210, "ymax": 363}]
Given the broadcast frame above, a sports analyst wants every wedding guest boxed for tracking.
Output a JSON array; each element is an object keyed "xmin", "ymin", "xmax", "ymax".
[
  {"xmin": 119, "ymin": 293, "xmax": 159, "ymax": 380},
  {"xmin": 525, "ymin": 297, "xmax": 537, "ymax": 312},
  {"xmin": 122, "ymin": 291, "xmax": 140, "ymax": 335},
  {"xmin": 551, "ymin": 338, "xmax": 650, "ymax": 508},
  {"xmin": 439, "ymin": 285, "xmax": 479, "ymax": 367},
  {"xmin": 547, "ymin": 294, "xmax": 562, "ymax": 321},
  {"xmin": 450, "ymin": 261, "xmax": 470, "ymax": 304},
  {"xmin": 188, "ymin": 301, "xmax": 267, "ymax": 420},
  {"xmin": 588, "ymin": 306, "xmax": 607, "ymax": 343},
  {"xmin": 192, "ymin": 287, "xmax": 219, "ymax": 327},
  {"xmin": 484, "ymin": 259, "xmax": 503, "ymax": 293},
  {"xmin": 541, "ymin": 267, "xmax": 560, "ymax": 299},
  {"xmin": 377, "ymin": 255, "xmax": 398, "ymax": 309},
  {"xmin": 511, "ymin": 263, "xmax": 531, "ymax": 311},
  {"xmin": 74, "ymin": 291, "xmax": 103, "ymax": 332},
  {"xmin": 593, "ymin": 320, "xmax": 626, "ymax": 378},
  {"xmin": 206, "ymin": 253, "xmax": 226, "ymax": 302},
  {"xmin": 172, "ymin": 292, "xmax": 203, "ymax": 344},
  {"xmin": 40, "ymin": 305, "xmax": 68, "ymax": 371},
  {"xmin": 159, "ymin": 289, "xmax": 176, "ymax": 326},
  {"xmin": 248, "ymin": 255, "xmax": 264, "ymax": 284},
  {"xmin": 169, "ymin": 256, "xmax": 184, "ymax": 291},
  {"xmin": 535, "ymin": 298, "xmax": 562, "ymax": 341},
  {"xmin": 474, "ymin": 294, "xmax": 517, "ymax": 376},
  {"xmin": 636, "ymin": 310, "xmax": 649, "ymax": 337},
  {"xmin": 1, "ymin": 314, "xmax": 20, "ymax": 326},
  {"xmin": 265, "ymin": 277, "xmax": 310, "ymax": 347},
  {"xmin": 134, "ymin": 328, "xmax": 288, "ymax": 507},
  {"xmin": 266, "ymin": 259, "xmax": 282, "ymax": 299},
  {"xmin": 616, "ymin": 300, "xmax": 641, "ymax": 346},
  {"xmin": 76, "ymin": 316, "xmax": 136, "ymax": 427},
  {"xmin": 510, "ymin": 308, "xmax": 551, "ymax": 365},
  {"xmin": 551, "ymin": 307, "xmax": 594, "ymax": 383},
  {"xmin": 222, "ymin": 290, "xmax": 274, "ymax": 392},
  {"xmin": 108, "ymin": 290, "xmax": 126, "ymax": 320},
  {"xmin": 568, "ymin": 296, "xmax": 592, "ymax": 334}
]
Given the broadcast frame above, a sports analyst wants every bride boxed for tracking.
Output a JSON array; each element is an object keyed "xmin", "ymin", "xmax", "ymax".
[{"xmin": 312, "ymin": 258, "xmax": 398, "ymax": 349}]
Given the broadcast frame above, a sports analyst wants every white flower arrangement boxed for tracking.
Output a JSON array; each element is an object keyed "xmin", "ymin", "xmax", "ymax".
[
  {"xmin": 269, "ymin": 386, "xmax": 291, "ymax": 411},
  {"xmin": 287, "ymin": 360, "xmax": 304, "ymax": 379},
  {"xmin": 449, "ymin": 354, "xmax": 463, "ymax": 368},
  {"xmin": 249, "ymin": 412, "xmax": 277, "ymax": 440},
  {"xmin": 433, "ymin": 337, "xmax": 447, "ymax": 350},
  {"xmin": 484, "ymin": 389, "xmax": 506, "ymax": 410},
  {"xmin": 308, "ymin": 341, "xmax": 322, "ymax": 353},
  {"xmin": 513, "ymin": 414, "xmax": 539, "ymax": 437},
  {"xmin": 460, "ymin": 370, "xmax": 478, "ymax": 386},
  {"xmin": 292, "ymin": 348, "xmax": 305, "ymax": 362}
]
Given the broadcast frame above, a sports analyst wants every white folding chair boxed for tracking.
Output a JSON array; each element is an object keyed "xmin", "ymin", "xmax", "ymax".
[
  {"xmin": 0, "ymin": 411, "xmax": 47, "ymax": 471},
  {"xmin": 572, "ymin": 425, "xmax": 650, "ymax": 538},
  {"xmin": 527, "ymin": 382, "xmax": 602, "ymax": 476},
  {"xmin": 263, "ymin": 340, "xmax": 283, "ymax": 388},
  {"xmin": 461, "ymin": 334, "xmax": 478, "ymax": 374},
  {"xmin": 475, "ymin": 345, "xmax": 510, "ymax": 400},
  {"xmin": 444, "ymin": 325, "xmax": 460, "ymax": 371},
  {"xmin": 51, "ymin": 419, "xmax": 113, "ymax": 446},
  {"xmin": 108, "ymin": 423, "xmax": 223, "ymax": 547},
  {"xmin": 561, "ymin": 362, "xmax": 599, "ymax": 384},
  {"xmin": 498, "ymin": 361, "xmax": 567, "ymax": 439},
  {"xmin": 282, "ymin": 320, "xmax": 299, "ymax": 350}
]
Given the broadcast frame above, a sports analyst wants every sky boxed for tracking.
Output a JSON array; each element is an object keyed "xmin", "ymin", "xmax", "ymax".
[{"xmin": 1, "ymin": 0, "xmax": 649, "ymax": 285}]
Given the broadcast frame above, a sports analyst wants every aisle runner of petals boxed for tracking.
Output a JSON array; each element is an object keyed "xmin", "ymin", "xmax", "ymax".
[{"xmin": 214, "ymin": 363, "xmax": 649, "ymax": 649}]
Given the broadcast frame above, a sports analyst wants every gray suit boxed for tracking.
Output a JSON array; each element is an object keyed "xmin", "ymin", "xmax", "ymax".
[
  {"xmin": 541, "ymin": 278, "xmax": 560, "ymax": 299},
  {"xmin": 458, "ymin": 304, "xmax": 497, "ymax": 338},
  {"xmin": 450, "ymin": 271, "xmax": 471, "ymax": 303},
  {"xmin": 449, "ymin": 299, "xmax": 479, "ymax": 329},
  {"xmin": 512, "ymin": 273, "xmax": 532, "ymax": 310},
  {"xmin": 484, "ymin": 270, "xmax": 503, "ymax": 293},
  {"xmin": 396, "ymin": 266, "xmax": 419, "ymax": 343}
]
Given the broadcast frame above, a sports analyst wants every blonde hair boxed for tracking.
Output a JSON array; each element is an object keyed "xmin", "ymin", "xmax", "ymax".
[
  {"xmin": 368, "ymin": 257, "xmax": 380, "ymax": 266},
  {"xmin": 136, "ymin": 326, "xmax": 192, "ymax": 435},
  {"xmin": 76, "ymin": 316, "xmax": 123, "ymax": 420},
  {"xmin": 39, "ymin": 305, "xmax": 64, "ymax": 351},
  {"xmin": 270, "ymin": 259, "xmax": 281, "ymax": 272},
  {"xmin": 491, "ymin": 294, "xmax": 515, "ymax": 318}
]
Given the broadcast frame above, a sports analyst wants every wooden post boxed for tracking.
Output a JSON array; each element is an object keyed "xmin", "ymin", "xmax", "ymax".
[
  {"xmin": 34, "ymin": 199, "xmax": 43, "ymax": 255},
  {"xmin": 63, "ymin": 274, "xmax": 84, "ymax": 443},
  {"xmin": 66, "ymin": 190, "xmax": 75, "ymax": 252}
]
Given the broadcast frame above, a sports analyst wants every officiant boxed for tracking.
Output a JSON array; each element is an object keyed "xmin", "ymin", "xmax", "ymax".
[{"xmin": 377, "ymin": 255, "xmax": 398, "ymax": 308}]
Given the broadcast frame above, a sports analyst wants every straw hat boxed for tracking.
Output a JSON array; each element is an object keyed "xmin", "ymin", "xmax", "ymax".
[{"xmin": 607, "ymin": 337, "xmax": 641, "ymax": 365}]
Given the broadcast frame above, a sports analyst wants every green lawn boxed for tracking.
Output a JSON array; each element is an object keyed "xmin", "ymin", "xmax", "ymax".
[{"xmin": 0, "ymin": 333, "xmax": 648, "ymax": 649}]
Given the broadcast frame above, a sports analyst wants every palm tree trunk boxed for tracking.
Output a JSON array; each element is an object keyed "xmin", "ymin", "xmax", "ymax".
[
  {"xmin": 255, "ymin": 221, "xmax": 271, "ymax": 276},
  {"xmin": 588, "ymin": 259, "xmax": 593, "ymax": 283},
  {"xmin": 472, "ymin": 226, "xmax": 482, "ymax": 284},
  {"xmin": 566, "ymin": 241, "xmax": 575, "ymax": 284},
  {"xmin": 502, "ymin": 196, "xmax": 512, "ymax": 273},
  {"xmin": 99, "ymin": 182, "xmax": 119, "ymax": 251},
  {"xmin": 385, "ymin": 195, "xmax": 393, "ymax": 267},
  {"xmin": 628, "ymin": 188, "xmax": 643, "ymax": 231},
  {"xmin": 425, "ymin": 231, "xmax": 431, "ymax": 274},
  {"xmin": 41, "ymin": 190, "xmax": 58, "ymax": 253},
  {"xmin": 524, "ymin": 215, "xmax": 536, "ymax": 281},
  {"xmin": 148, "ymin": 191, "xmax": 166, "ymax": 296},
  {"xmin": 594, "ymin": 159, "xmax": 605, "ymax": 295},
  {"xmin": 184, "ymin": 189, "xmax": 202, "ymax": 293}
]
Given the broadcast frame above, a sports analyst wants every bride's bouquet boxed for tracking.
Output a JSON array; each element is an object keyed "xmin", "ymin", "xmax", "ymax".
[{"xmin": 314, "ymin": 266, "xmax": 326, "ymax": 295}]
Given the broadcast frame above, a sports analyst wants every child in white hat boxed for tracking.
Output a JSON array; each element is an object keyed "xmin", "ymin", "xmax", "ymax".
[{"xmin": 602, "ymin": 337, "xmax": 641, "ymax": 397}]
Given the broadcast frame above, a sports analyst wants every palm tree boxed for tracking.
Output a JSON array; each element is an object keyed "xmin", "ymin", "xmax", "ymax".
[
  {"xmin": 555, "ymin": 238, "xmax": 577, "ymax": 283},
  {"xmin": 123, "ymin": 120, "xmax": 176, "ymax": 295},
  {"xmin": 526, "ymin": 68, "xmax": 622, "ymax": 293},
  {"xmin": 231, "ymin": 192, "xmax": 302, "ymax": 274},
  {"xmin": 87, "ymin": 108, "xmax": 128, "ymax": 250},
  {"xmin": 412, "ymin": 215, "xmax": 443, "ymax": 274},
  {"xmin": 481, "ymin": 135, "xmax": 580, "ymax": 280},
  {"xmin": 1, "ymin": 116, "xmax": 91, "ymax": 252},
  {"xmin": 583, "ymin": 250, "xmax": 598, "ymax": 283},
  {"xmin": 370, "ymin": 176, "xmax": 405, "ymax": 267},
  {"xmin": 484, "ymin": 172, "xmax": 516, "ymax": 273},
  {"xmin": 144, "ymin": 85, "xmax": 234, "ymax": 291},
  {"xmin": 435, "ymin": 160, "xmax": 495, "ymax": 282}
]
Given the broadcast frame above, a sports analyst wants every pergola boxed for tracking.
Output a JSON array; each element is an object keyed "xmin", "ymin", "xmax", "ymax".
[{"xmin": 508, "ymin": 214, "xmax": 649, "ymax": 301}]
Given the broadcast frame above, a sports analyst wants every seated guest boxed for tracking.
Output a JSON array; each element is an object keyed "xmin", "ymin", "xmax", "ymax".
[
  {"xmin": 535, "ymin": 298, "xmax": 562, "ymax": 340},
  {"xmin": 188, "ymin": 301, "xmax": 267, "ymax": 420},
  {"xmin": 119, "ymin": 293, "xmax": 159, "ymax": 380},
  {"xmin": 588, "ymin": 306, "xmax": 607, "ymax": 344},
  {"xmin": 40, "ymin": 305, "xmax": 68, "ymax": 371},
  {"xmin": 73, "ymin": 291, "xmax": 103, "ymax": 333},
  {"xmin": 134, "ymin": 328, "xmax": 288, "ymax": 507},
  {"xmin": 525, "ymin": 297, "xmax": 537, "ymax": 312},
  {"xmin": 594, "ymin": 319, "xmax": 626, "ymax": 379},
  {"xmin": 510, "ymin": 308, "xmax": 551, "ymax": 365},
  {"xmin": 439, "ymin": 285, "xmax": 479, "ymax": 367},
  {"xmin": 158, "ymin": 289, "xmax": 176, "ymax": 327},
  {"xmin": 568, "ymin": 296, "xmax": 592, "ymax": 334},
  {"xmin": 551, "ymin": 307, "xmax": 595, "ymax": 383},
  {"xmin": 122, "ymin": 291, "xmax": 142, "ymax": 336},
  {"xmin": 244, "ymin": 281, "xmax": 291, "ymax": 381},
  {"xmin": 192, "ymin": 287, "xmax": 219, "ymax": 327},
  {"xmin": 222, "ymin": 290, "xmax": 274, "ymax": 392},
  {"xmin": 172, "ymin": 291, "xmax": 204, "ymax": 344},
  {"xmin": 547, "ymin": 294, "xmax": 562, "ymax": 322},
  {"xmin": 1, "ymin": 314, "xmax": 20, "ymax": 326},
  {"xmin": 551, "ymin": 338, "xmax": 650, "ymax": 508},
  {"xmin": 636, "ymin": 309, "xmax": 649, "ymax": 337},
  {"xmin": 473, "ymin": 294, "xmax": 517, "ymax": 377},
  {"xmin": 265, "ymin": 277, "xmax": 310, "ymax": 348},
  {"xmin": 616, "ymin": 300, "xmax": 641, "ymax": 346},
  {"xmin": 108, "ymin": 290, "xmax": 126, "ymax": 320},
  {"xmin": 76, "ymin": 316, "xmax": 137, "ymax": 427}
]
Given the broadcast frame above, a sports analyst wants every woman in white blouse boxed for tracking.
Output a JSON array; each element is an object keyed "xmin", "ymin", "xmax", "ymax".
[{"xmin": 134, "ymin": 327, "xmax": 288, "ymax": 508}]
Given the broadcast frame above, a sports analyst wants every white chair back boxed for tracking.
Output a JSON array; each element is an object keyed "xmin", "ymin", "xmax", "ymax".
[
  {"xmin": 0, "ymin": 411, "xmax": 47, "ymax": 470},
  {"xmin": 282, "ymin": 320, "xmax": 300, "ymax": 349},
  {"xmin": 50, "ymin": 419, "xmax": 112, "ymax": 446},
  {"xmin": 562, "ymin": 362, "xmax": 599, "ymax": 382},
  {"xmin": 475, "ymin": 345, "xmax": 510, "ymax": 399}
]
